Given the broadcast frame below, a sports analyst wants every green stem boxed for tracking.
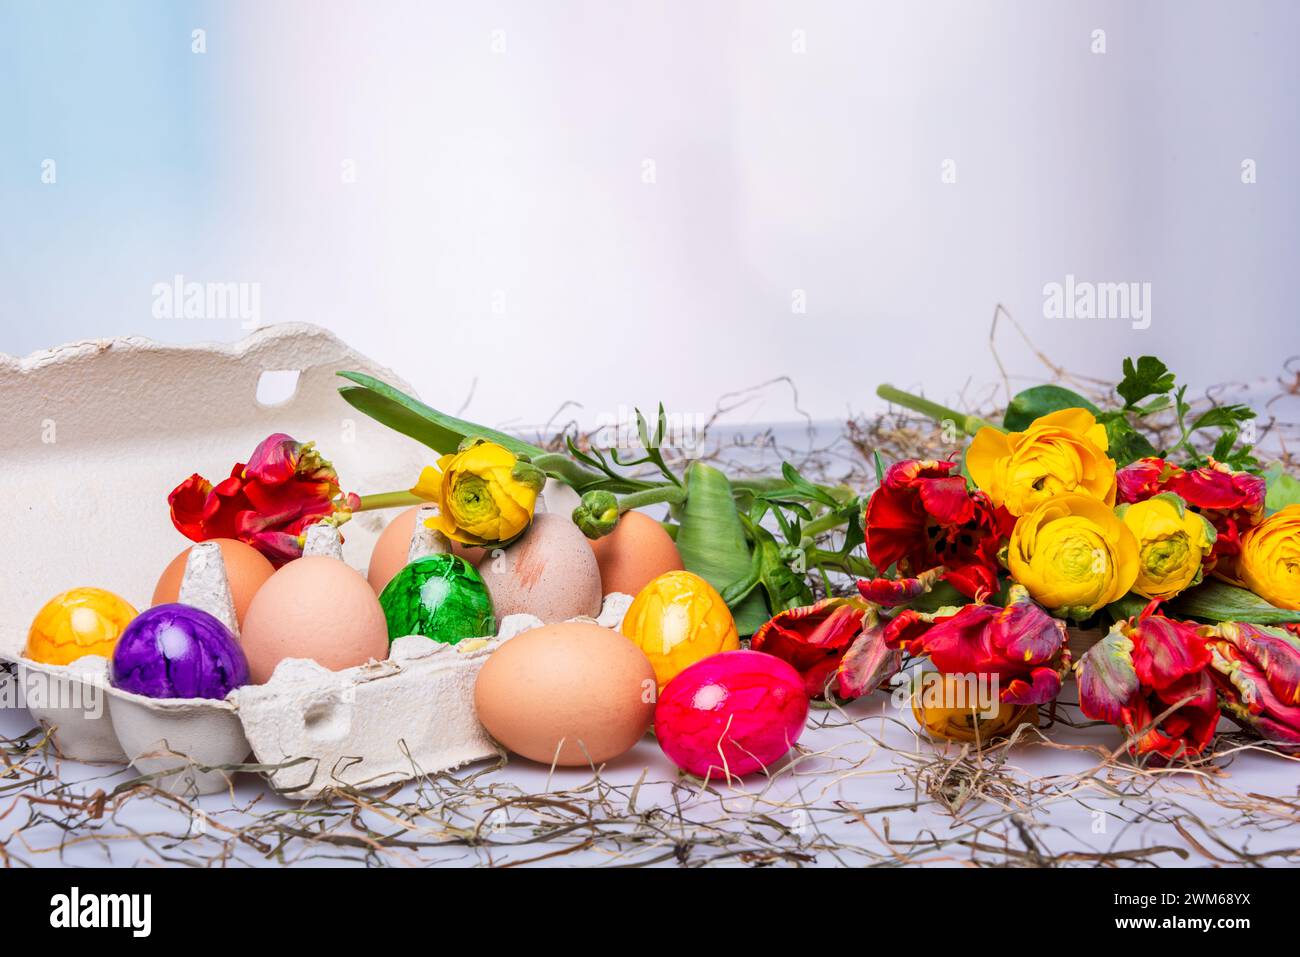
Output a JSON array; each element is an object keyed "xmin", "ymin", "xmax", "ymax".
[
  {"xmin": 801, "ymin": 509, "xmax": 855, "ymax": 540},
  {"xmin": 876, "ymin": 384, "xmax": 1002, "ymax": 436},
  {"xmin": 806, "ymin": 548, "xmax": 875, "ymax": 577},
  {"xmin": 355, "ymin": 490, "xmax": 426, "ymax": 511},
  {"xmin": 617, "ymin": 484, "xmax": 687, "ymax": 512}
]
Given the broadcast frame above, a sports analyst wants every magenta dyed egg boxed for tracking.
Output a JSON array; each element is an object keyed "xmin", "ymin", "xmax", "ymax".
[{"xmin": 654, "ymin": 650, "xmax": 809, "ymax": 778}]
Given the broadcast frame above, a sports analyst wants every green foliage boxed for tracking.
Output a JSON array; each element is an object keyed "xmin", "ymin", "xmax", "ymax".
[
  {"xmin": 676, "ymin": 462, "xmax": 771, "ymax": 635},
  {"xmin": 1116, "ymin": 356, "xmax": 1177, "ymax": 408},
  {"xmin": 1168, "ymin": 578, "xmax": 1300, "ymax": 625},
  {"xmin": 999, "ymin": 355, "xmax": 1260, "ymax": 470},
  {"xmin": 1003, "ymin": 385, "xmax": 1099, "ymax": 431},
  {"xmin": 1264, "ymin": 463, "xmax": 1300, "ymax": 513}
]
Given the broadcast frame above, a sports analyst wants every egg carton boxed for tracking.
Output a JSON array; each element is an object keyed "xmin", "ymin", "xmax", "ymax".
[{"xmin": 0, "ymin": 324, "xmax": 620, "ymax": 798}]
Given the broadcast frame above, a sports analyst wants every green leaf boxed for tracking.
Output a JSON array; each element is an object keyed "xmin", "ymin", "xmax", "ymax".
[
  {"xmin": 1003, "ymin": 385, "xmax": 1099, "ymax": 431},
  {"xmin": 1116, "ymin": 356, "xmax": 1176, "ymax": 409},
  {"xmin": 905, "ymin": 579, "xmax": 966, "ymax": 614},
  {"xmin": 1264, "ymin": 464, "xmax": 1300, "ymax": 513},
  {"xmin": 338, "ymin": 386, "xmax": 462, "ymax": 455},
  {"xmin": 1167, "ymin": 578, "xmax": 1300, "ymax": 625},
  {"xmin": 337, "ymin": 371, "xmax": 546, "ymax": 459},
  {"xmin": 676, "ymin": 462, "xmax": 770, "ymax": 635},
  {"xmin": 1104, "ymin": 592, "xmax": 1151, "ymax": 623},
  {"xmin": 1099, "ymin": 415, "xmax": 1157, "ymax": 467},
  {"xmin": 1191, "ymin": 404, "xmax": 1254, "ymax": 431}
]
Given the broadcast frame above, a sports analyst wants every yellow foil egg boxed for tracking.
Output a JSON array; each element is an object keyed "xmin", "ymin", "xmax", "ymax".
[
  {"xmin": 26, "ymin": 587, "xmax": 139, "ymax": 666},
  {"xmin": 621, "ymin": 570, "xmax": 739, "ymax": 689},
  {"xmin": 910, "ymin": 673, "xmax": 1031, "ymax": 745}
]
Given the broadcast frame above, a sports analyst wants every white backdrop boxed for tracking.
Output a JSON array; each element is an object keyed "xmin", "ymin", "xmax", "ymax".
[{"xmin": 2, "ymin": 0, "xmax": 1297, "ymax": 429}]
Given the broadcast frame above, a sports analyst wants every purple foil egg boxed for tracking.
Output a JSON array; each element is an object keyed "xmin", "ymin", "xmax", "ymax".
[{"xmin": 110, "ymin": 604, "xmax": 250, "ymax": 700}]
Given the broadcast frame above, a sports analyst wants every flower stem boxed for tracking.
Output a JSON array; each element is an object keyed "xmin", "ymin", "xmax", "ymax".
[
  {"xmin": 355, "ymin": 490, "xmax": 426, "ymax": 511},
  {"xmin": 616, "ymin": 484, "xmax": 687, "ymax": 512},
  {"xmin": 876, "ymin": 384, "xmax": 1002, "ymax": 436}
]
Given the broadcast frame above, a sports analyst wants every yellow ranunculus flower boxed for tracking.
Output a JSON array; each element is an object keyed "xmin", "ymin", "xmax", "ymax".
[
  {"xmin": 411, "ymin": 439, "xmax": 544, "ymax": 546},
  {"xmin": 1119, "ymin": 493, "xmax": 1215, "ymax": 601},
  {"xmin": 621, "ymin": 570, "xmax": 739, "ymax": 689},
  {"xmin": 967, "ymin": 408, "xmax": 1117, "ymax": 516},
  {"xmin": 1007, "ymin": 493, "xmax": 1139, "ymax": 619},
  {"xmin": 1239, "ymin": 504, "xmax": 1300, "ymax": 610},
  {"xmin": 910, "ymin": 672, "xmax": 1031, "ymax": 745}
]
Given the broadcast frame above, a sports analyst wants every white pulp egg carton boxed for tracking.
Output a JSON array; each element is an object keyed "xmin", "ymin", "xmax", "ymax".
[{"xmin": 0, "ymin": 324, "xmax": 604, "ymax": 798}]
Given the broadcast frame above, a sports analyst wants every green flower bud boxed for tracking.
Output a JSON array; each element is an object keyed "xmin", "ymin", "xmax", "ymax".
[{"xmin": 573, "ymin": 490, "xmax": 620, "ymax": 540}]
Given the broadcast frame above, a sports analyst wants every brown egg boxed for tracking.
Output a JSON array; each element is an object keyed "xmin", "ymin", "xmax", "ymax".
[
  {"xmin": 240, "ymin": 555, "xmax": 389, "ymax": 684},
  {"xmin": 474, "ymin": 621, "xmax": 655, "ymax": 765},
  {"xmin": 153, "ymin": 538, "xmax": 275, "ymax": 626},
  {"xmin": 478, "ymin": 513, "xmax": 603, "ymax": 622},
  {"xmin": 589, "ymin": 510, "xmax": 684, "ymax": 597},
  {"xmin": 367, "ymin": 506, "xmax": 485, "ymax": 593}
]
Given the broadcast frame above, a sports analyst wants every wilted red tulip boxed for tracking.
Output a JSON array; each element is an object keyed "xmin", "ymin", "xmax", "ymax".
[
  {"xmin": 1115, "ymin": 457, "xmax": 1265, "ymax": 579},
  {"xmin": 1075, "ymin": 604, "xmax": 1218, "ymax": 759},
  {"xmin": 751, "ymin": 597, "xmax": 873, "ymax": 699},
  {"xmin": 1205, "ymin": 622, "xmax": 1300, "ymax": 749},
  {"xmin": 835, "ymin": 610, "xmax": 902, "ymax": 700},
  {"xmin": 897, "ymin": 586, "xmax": 1069, "ymax": 706},
  {"xmin": 838, "ymin": 586, "xmax": 1068, "ymax": 707},
  {"xmin": 864, "ymin": 459, "xmax": 1012, "ymax": 600},
  {"xmin": 856, "ymin": 568, "xmax": 943, "ymax": 608},
  {"xmin": 168, "ymin": 433, "xmax": 359, "ymax": 565}
]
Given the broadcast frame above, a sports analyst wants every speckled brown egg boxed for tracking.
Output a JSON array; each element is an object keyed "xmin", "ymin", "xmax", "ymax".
[
  {"xmin": 478, "ymin": 513, "xmax": 602, "ymax": 622},
  {"xmin": 589, "ymin": 510, "xmax": 684, "ymax": 597},
  {"xmin": 153, "ymin": 538, "xmax": 275, "ymax": 626},
  {"xmin": 474, "ymin": 621, "xmax": 656, "ymax": 765},
  {"xmin": 367, "ymin": 506, "xmax": 487, "ymax": 593}
]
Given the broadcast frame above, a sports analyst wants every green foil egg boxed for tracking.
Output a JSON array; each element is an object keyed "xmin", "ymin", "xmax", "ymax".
[{"xmin": 379, "ymin": 555, "xmax": 495, "ymax": 645}]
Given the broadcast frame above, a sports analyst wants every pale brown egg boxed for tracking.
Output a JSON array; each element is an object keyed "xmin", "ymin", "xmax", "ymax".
[
  {"xmin": 153, "ymin": 538, "xmax": 275, "ymax": 626},
  {"xmin": 589, "ymin": 510, "xmax": 684, "ymax": 597},
  {"xmin": 240, "ymin": 555, "xmax": 389, "ymax": 684},
  {"xmin": 474, "ymin": 621, "xmax": 656, "ymax": 765},
  {"xmin": 478, "ymin": 513, "xmax": 603, "ymax": 622},
  {"xmin": 367, "ymin": 506, "xmax": 486, "ymax": 593}
]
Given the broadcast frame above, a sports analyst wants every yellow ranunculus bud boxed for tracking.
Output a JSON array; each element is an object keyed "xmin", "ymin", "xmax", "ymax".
[
  {"xmin": 621, "ymin": 570, "xmax": 739, "ymax": 689},
  {"xmin": 1118, "ymin": 493, "xmax": 1215, "ymax": 601},
  {"xmin": 411, "ymin": 439, "xmax": 544, "ymax": 546},
  {"xmin": 1238, "ymin": 504, "xmax": 1300, "ymax": 610},
  {"xmin": 967, "ymin": 408, "xmax": 1117, "ymax": 517},
  {"xmin": 1007, "ymin": 493, "xmax": 1139, "ymax": 619}
]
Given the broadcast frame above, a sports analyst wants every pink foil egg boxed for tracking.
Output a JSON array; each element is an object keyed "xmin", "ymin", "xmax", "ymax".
[{"xmin": 654, "ymin": 650, "xmax": 809, "ymax": 779}]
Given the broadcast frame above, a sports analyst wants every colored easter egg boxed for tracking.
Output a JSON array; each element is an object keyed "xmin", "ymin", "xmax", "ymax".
[
  {"xmin": 110, "ymin": 604, "xmax": 250, "ymax": 699},
  {"xmin": 621, "ymin": 570, "xmax": 739, "ymax": 689},
  {"xmin": 379, "ymin": 554, "xmax": 495, "ymax": 645},
  {"xmin": 367, "ymin": 506, "xmax": 486, "ymax": 593},
  {"xmin": 26, "ymin": 588, "xmax": 139, "ymax": 666},
  {"xmin": 654, "ymin": 650, "xmax": 809, "ymax": 779}
]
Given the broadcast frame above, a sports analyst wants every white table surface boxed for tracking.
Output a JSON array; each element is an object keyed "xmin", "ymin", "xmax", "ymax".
[{"xmin": 4, "ymin": 684, "xmax": 1296, "ymax": 868}]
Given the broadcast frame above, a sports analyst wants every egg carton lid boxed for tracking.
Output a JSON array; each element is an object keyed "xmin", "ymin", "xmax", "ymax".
[{"xmin": 0, "ymin": 323, "xmax": 428, "ymax": 661}]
